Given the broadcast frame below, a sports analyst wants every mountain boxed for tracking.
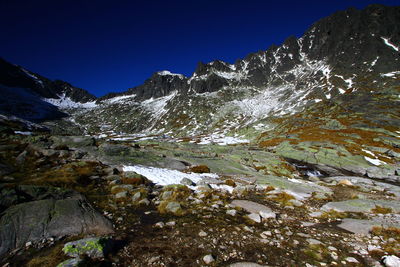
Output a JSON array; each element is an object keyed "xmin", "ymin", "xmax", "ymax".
[
  {"xmin": 73, "ymin": 4, "xmax": 399, "ymax": 135},
  {"xmin": 0, "ymin": 58, "xmax": 96, "ymax": 121}
]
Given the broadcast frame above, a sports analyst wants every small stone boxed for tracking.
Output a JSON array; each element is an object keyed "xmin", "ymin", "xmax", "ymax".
[
  {"xmin": 115, "ymin": 191, "xmax": 127, "ymax": 199},
  {"xmin": 338, "ymin": 179, "xmax": 353, "ymax": 186},
  {"xmin": 199, "ymin": 230, "xmax": 208, "ymax": 237},
  {"xmin": 260, "ymin": 231, "xmax": 272, "ymax": 238},
  {"xmin": 166, "ymin": 221, "xmax": 176, "ymax": 226},
  {"xmin": 25, "ymin": 241, "xmax": 32, "ymax": 247},
  {"xmin": 346, "ymin": 257, "xmax": 359, "ymax": 263},
  {"xmin": 307, "ymin": 238, "xmax": 322, "ymax": 245},
  {"xmin": 155, "ymin": 222, "xmax": 165, "ymax": 228},
  {"xmin": 131, "ymin": 192, "xmax": 142, "ymax": 202},
  {"xmin": 56, "ymin": 258, "xmax": 83, "ymax": 267},
  {"xmin": 203, "ymin": 254, "xmax": 215, "ymax": 264},
  {"xmin": 226, "ymin": 209, "xmax": 237, "ymax": 216},
  {"xmin": 328, "ymin": 246, "xmax": 337, "ymax": 251}
]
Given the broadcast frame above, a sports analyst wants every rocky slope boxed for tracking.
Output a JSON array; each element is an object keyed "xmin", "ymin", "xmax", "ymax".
[{"xmin": 0, "ymin": 58, "xmax": 96, "ymax": 121}]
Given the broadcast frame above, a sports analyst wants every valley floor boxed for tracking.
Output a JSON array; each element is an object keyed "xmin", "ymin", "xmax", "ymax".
[{"xmin": 0, "ymin": 131, "xmax": 399, "ymax": 267}]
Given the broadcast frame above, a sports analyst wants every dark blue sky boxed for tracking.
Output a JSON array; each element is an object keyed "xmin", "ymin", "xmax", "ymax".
[{"xmin": 1, "ymin": 0, "xmax": 399, "ymax": 97}]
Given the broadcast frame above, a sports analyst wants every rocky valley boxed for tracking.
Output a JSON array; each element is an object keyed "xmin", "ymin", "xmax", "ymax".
[{"xmin": 0, "ymin": 4, "xmax": 399, "ymax": 267}]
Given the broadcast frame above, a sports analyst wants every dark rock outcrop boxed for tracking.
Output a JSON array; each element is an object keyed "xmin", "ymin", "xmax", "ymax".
[{"xmin": 0, "ymin": 185, "xmax": 113, "ymax": 257}]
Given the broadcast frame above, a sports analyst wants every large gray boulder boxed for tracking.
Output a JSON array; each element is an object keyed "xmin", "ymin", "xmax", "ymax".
[{"xmin": 0, "ymin": 186, "xmax": 113, "ymax": 257}]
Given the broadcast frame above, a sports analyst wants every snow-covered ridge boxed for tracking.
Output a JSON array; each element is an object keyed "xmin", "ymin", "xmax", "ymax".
[
  {"xmin": 43, "ymin": 93, "xmax": 97, "ymax": 109},
  {"xmin": 157, "ymin": 70, "xmax": 185, "ymax": 79}
]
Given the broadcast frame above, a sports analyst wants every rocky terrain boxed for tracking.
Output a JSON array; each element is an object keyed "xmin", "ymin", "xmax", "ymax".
[{"xmin": 0, "ymin": 4, "xmax": 399, "ymax": 267}]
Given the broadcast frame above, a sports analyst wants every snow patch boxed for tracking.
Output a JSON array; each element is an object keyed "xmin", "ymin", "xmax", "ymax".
[
  {"xmin": 44, "ymin": 94, "xmax": 97, "ymax": 109},
  {"xmin": 157, "ymin": 70, "xmax": 185, "ymax": 79},
  {"xmin": 122, "ymin": 165, "xmax": 219, "ymax": 186},
  {"xmin": 198, "ymin": 134, "xmax": 249, "ymax": 145},
  {"xmin": 381, "ymin": 71, "xmax": 400, "ymax": 78},
  {"xmin": 381, "ymin": 37, "xmax": 399, "ymax": 52},
  {"xmin": 14, "ymin": 131, "xmax": 32, "ymax": 135},
  {"xmin": 364, "ymin": 156, "xmax": 384, "ymax": 166}
]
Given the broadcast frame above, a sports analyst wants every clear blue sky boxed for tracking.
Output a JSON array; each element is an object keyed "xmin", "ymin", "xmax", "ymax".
[{"xmin": 1, "ymin": 0, "xmax": 399, "ymax": 97}]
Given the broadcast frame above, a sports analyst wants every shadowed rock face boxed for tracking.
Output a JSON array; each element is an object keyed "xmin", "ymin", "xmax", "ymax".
[
  {"xmin": 0, "ymin": 58, "xmax": 96, "ymax": 103},
  {"xmin": 0, "ymin": 185, "xmax": 113, "ymax": 257}
]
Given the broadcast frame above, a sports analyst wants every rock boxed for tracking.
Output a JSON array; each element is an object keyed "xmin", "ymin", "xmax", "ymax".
[
  {"xmin": 62, "ymin": 237, "xmax": 110, "ymax": 258},
  {"xmin": 0, "ymin": 186, "xmax": 113, "ymax": 257},
  {"xmin": 346, "ymin": 257, "xmax": 359, "ymax": 263},
  {"xmin": 115, "ymin": 191, "xmax": 128, "ymax": 199},
  {"xmin": 166, "ymin": 221, "xmax": 176, "ymax": 226},
  {"xmin": 203, "ymin": 254, "xmax": 215, "ymax": 264},
  {"xmin": 382, "ymin": 255, "xmax": 400, "ymax": 267},
  {"xmin": 338, "ymin": 179, "xmax": 353, "ymax": 186},
  {"xmin": 155, "ymin": 222, "xmax": 165, "ymax": 228},
  {"xmin": 307, "ymin": 238, "xmax": 322, "ymax": 245},
  {"xmin": 226, "ymin": 209, "xmax": 237, "ymax": 216},
  {"xmin": 164, "ymin": 201, "xmax": 183, "ymax": 215},
  {"xmin": 180, "ymin": 177, "xmax": 195, "ymax": 186},
  {"xmin": 247, "ymin": 213, "xmax": 262, "ymax": 223},
  {"xmin": 161, "ymin": 190, "xmax": 173, "ymax": 200},
  {"xmin": 228, "ymin": 263, "xmax": 268, "ymax": 267},
  {"xmin": 131, "ymin": 192, "xmax": 142, "ymax": 202},
  {"xmin": 199, "ymin": 230, "xmax": 208, "ymax": 237},
  {"xmin": 230, "ymin": 200, "xmax": 276, "ymax": 219},
  {"xmin": 56, "ymin": 258, "xmax": 83, "ymax": 267}
]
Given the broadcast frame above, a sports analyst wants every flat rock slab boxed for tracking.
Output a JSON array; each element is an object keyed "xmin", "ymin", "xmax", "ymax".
[
  {"xmin": 338, "ymin": 217, "xmax": 400, "ymax": 235},
  {"xmin": 255, "ymin": 175, "xmax": 332, "ymax": 200},
  {"xmin": 230, "ymin": 200, "xmax": 276, "ymax": 219},
  {"xmin": 321, "ymin": 199, "xmax": 400, "ymax": 213}
]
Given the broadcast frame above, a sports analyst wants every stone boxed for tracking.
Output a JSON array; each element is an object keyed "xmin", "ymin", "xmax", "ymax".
[
  {"xmin": 345, "ymin": 257, "xmax": 359, "ymax": 263},
  {"xmin": 62, "ymin": 237, "xmax": 110, "ymax": 258},
  {"xmin": 338, "ymin": 179, "xmax": 353, "ymax": 186},
  {"xmin": 115, "ymin": 191, "xmax": 128, "ymax": 199},
  {"xmin": 161, "ymin": 190, "xmax": 173, "ymax": 200},
  {"xmin": 203, "ymin": 254, "xmax": 215, "ymax": 264},
  {"xmin": 382, "ymin": 255, "xmax": 400, "ymax": 267},
  {"xmin": 307, "ymin": 238, "xmax": 322, "ymax": 245},
  {"xmin": 131, "ymin": 192, "xmax": 142, "ymax": 202},
  {"xmin": 155, "ymin": 222, "xmax": 165, "ymax": 228},
  {"xmin": 180, "ymin": 177, "xmax": 195, "ymax": 186},
  {"xmin": 226, "ymin": 209, "xmax": 237, "ymax": 216},
  {"xmin": 199, "ymin": 230, "xmax": 208, "ymax": 237},
  {"xmin": 230, "ymin": 200, "xmax": 276, "ymax": 219},
  {"xmin": 247, "ymin": 213, "xmax": 262, "ymax": 223},
  {"xmin": 56, "ymin": 258, "xmax": 83, "ymax": 267},
  {"xmin": 164, "ymin": 201, "xmax": 182, "ymax": 215}
]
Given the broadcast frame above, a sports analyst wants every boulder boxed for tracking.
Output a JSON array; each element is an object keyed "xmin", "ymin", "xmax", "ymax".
[
  {"xmin": 230, "ymin": 200, "xmax": 276, "ymax": 219},
  {"xmin": 0, "ymin": 186, "xmax": 113, "ymax": 257}
]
